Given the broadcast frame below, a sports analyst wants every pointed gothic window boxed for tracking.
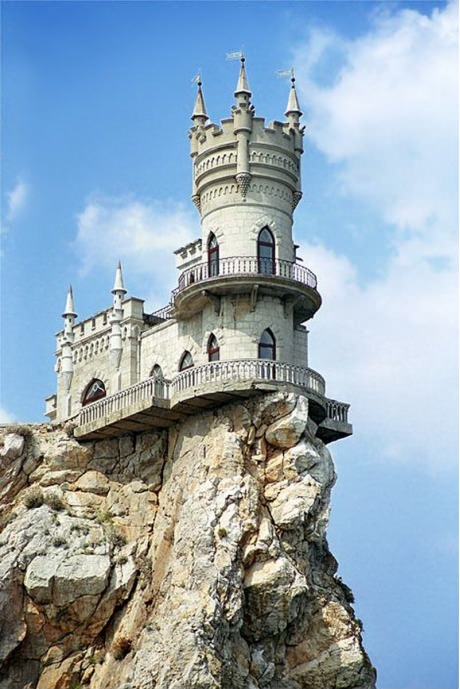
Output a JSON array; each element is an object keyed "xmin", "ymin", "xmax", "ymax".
[
  {"xmin": 151, "ymin": 364, "xmax": 165, "ymax": 398},
  {"xmin": 82, "ymin": 379, "xmax": 106, "ymax": 405},
  {"xmin": 257, "ymin": 227, "xmax": 275, "ymax": 274},
  {"xmin": 179, "ymin": 351, "xmax": 194, "ymax": 371},
  {"xmin": 258, "ymin": 329, "xmax": 276, "ymax": 360},
  {"xmin": 208, "ymin": 233, "xmax": 219, "ymax": 277},
  {"xmin": 207, "ymin": 334, "xmax": 220, "ymax": 362}
]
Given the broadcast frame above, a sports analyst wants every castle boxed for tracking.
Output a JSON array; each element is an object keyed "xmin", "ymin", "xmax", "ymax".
[{"xmin": 45, "ymin": 57, "xmax": 352, "ymax": 445}]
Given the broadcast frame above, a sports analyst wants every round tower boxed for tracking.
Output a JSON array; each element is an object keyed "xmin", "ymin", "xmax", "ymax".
[{"xmin": 177, "ymin": 58, "xmax": 321, "ymax": 325}]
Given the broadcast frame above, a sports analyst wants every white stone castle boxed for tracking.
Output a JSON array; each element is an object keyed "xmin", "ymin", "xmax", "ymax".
[{"xmin": 45, "ymin": 57, "xmax": 352, "ymax": 444}]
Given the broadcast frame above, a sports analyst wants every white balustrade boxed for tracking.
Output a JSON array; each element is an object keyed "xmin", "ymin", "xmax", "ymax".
[
  {"xmin": 78, "ymin": 377, "xmax": 169, "ymax": 427},
  {"xmin": 324, "ymin": 399, "xmax": 350, "ymax": 423},
  {"xmin": 77, "ymin": 360, "xmax": 350, "ymax": 432},
  {"xmin": 176, "ymin": 256, "xmax": 318, "ymax": 293},
  {"xmin": 171, "ymin": 360, "xmax": 326, "ymax": 397}
]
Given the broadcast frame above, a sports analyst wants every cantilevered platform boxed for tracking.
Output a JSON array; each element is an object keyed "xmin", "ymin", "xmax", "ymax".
[{"xmin": 73, "ymin": 360, "xmax": 351, "ymax": 444}]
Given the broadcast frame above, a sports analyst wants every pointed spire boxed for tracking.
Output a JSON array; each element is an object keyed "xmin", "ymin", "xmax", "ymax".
[
  {"xmin": 234, "ymin": 54, "xmax": 251, "ymax": 98},
  {"xmin": 285, "ymin": 69, "xmax": 302, "ymax": 122},
  {"xmin": 191, "ymin": 76, "xmax": 208, "ymax": 123},
  {"xmin": 62, "ymin": 285, "xmax": 77, "ymax": 318},
  {"xmin": 112, "ymin": 261, "xmax": 127, "ymax": 295}
]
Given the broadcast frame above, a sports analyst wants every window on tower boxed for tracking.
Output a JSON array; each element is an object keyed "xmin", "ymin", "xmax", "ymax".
[
  {"xmin": 257, "ymin": 227, "xmax": 275, "ymax": 274},
  {"xmin": 82, "ymin": 379, "xmax": 106, "ymax": 405},
  {"xmin": 258, "ymin": 329, "xmax": 276, "ymax": 360},
  {"xmin": 179, "ymin": 351, "xmax": 194, "ymax": 371},
  {"xmin": 207, "ymin": 333, "xmax": 220, "ymax": 362},
  {"xmin": 207, "ymin": 233, "xmax": 219, "ymax": 277}
]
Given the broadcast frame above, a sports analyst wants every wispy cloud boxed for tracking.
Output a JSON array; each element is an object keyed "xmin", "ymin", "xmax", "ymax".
[
  {"xmin": 0, "ymin": 405, "xmax": 16, "ymax": 424},
  {"xmin": 293, "ymin": 2, "xmax": 458, "ymax": 471},
  {"xmin": 73, "ymin": 194, "xmax": 199, "ymax": 308},
  {"xmin": 6, "ymin": 180, "xmax": 28, "ymax": 221},
  {"xmin": 1, "ymin": 179, "xmax": 29, "ymax": 237}
]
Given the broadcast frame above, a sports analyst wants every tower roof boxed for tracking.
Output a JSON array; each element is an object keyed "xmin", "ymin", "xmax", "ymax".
[
  {"xmin": 62, "ymin": 285, "xmax": 77, "ymax": 318},
  {"xmin": 234, "ymin": 55, "xmax": 251, "ymax": 98},
  {"xmin": 285, "ymin": 70, "xmax": 302, "ymax": 119},
  {"xmin": 191, "ymin": 77, "xmax": 208, "ymax": 122},
  {"xmin": 112, "ymin": 261, "xmax": 127, "ymax": 295}
]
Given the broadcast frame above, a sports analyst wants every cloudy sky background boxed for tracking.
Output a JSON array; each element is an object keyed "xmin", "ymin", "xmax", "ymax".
[{"xmin": 1, "ymin": 2, "xmax": 457, "ymax": 687}]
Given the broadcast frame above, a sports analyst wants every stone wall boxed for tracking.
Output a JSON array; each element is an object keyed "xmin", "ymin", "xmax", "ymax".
[
  {"xmin": 0, "ymin": 392, "xmax": 376, "ymax": 689},
  {"xmin": 140, "ymin": 296, "xmax": 301, "ymax": 381}
]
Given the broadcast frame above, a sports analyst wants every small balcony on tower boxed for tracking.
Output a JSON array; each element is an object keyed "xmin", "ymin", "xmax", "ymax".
[{"xmin": 172, "ymin": 255, "xmax": 322, "ymax": 324}]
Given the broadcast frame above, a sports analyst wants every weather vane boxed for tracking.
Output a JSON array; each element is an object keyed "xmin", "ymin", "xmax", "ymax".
[
  {"xmin": 191, "ymin": 71, "xmax": 202, "ymax": 85},
  {"xmin": 226, "ymin": 50, "xmax": 244, "ymax": 61},
  {"xmin": 276, "ymin": 67, "xmax": 295, "ymax": 79}
]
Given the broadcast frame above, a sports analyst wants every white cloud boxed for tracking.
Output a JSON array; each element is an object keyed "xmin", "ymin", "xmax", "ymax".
[
  {"xmin": 0, "ymin": 406, "xmax": 16, "ymax": 424},
  {"xmin": 1, "ymin": 179, "xmax": 29, "ymax": 237},
  {"xmin": 295, "ymin": 2, "xmax": 458, "ymax": 240},
  {"xmin": 6, "ymin": 179, "xmax": 28, "ymax": 221},
  {"xmin": 74, "ymin": 194, "xmax": 199, "ymax": 307},
  {"xmin": 292, "ymin": 3, "xmax": 458, "ymax": 471},
  {"xmin": 303, "ymin": 240, "xmax": 457, "ymax": 472}
]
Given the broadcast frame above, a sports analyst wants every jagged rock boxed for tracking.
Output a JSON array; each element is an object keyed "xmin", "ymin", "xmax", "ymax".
[
  {"xmin": 24, "ymin": 553, "xmax": 111, "ymax": 605},
  {"xmin": 265, "ymin": 395, "xmax": 309, "ymax": 449},
  {"xmin": 0, "ymin": 394, "xmax": 376, "ymax": 689},
  {"xmin": 0, "ymin": 433, "xmax": 25, "ymax": 461}
]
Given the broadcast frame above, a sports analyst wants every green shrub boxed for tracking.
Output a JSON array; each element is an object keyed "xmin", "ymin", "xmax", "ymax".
[{"xmin": 23, "ymin": 486, "xmax": 44, "ymax": 509}]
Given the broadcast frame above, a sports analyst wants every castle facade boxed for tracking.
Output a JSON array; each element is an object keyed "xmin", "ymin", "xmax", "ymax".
[{"xmin": 46, "ymin": 58, "xmax": 351, "ymax": 445}]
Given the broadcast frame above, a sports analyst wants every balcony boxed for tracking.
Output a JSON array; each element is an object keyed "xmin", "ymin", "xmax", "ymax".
[
  {"xmin": 74, "ymin": 359, "xmax": 351, "ymax": 444},
  {"xmin": 172, "ymin": 257, "xmax": 322, "ymax": 324}
]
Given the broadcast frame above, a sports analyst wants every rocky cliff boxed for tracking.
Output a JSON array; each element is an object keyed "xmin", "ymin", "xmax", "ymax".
[{"xmin": 0, "ymin": 392, "xmax": 376, "ymax": 689}]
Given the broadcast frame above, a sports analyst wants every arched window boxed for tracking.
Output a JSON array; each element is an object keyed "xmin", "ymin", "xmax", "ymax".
[
  {"xmin": 82, "ymin": 379, "xmax": 106, "ymax": 406},
  {"xmin": 151, "ymin": 364, "xmax": 165, "ymax": 398},
  {"xmin": 258, "ymin": 329, "xmax": 276, "ymax": 360},
  {"xmin": 257, "ymin": 227, "xmax": 275, "ymax": 274},
  {"xmin": 179, "ymin": 351, "xmax": 194, "ymax": 371},
  {"xmin": 207, "ymin": 334, "xmax": 220, "ymax": 362},
  {"xmin": 207, "ymin": 232, "xmax": 219, "ymax": 277}
]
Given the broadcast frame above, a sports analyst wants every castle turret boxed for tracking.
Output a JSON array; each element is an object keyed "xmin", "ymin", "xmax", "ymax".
[
  {"xmin": 110, "ymin": 261, "xmax": 127, "ymax": 374},
  {"xmin": 177, "ymin": 58, "xmax": 321, "ymax": 325},
  {"xmin": 61, "ymin": 285, "xmax": 76, "ymax": 392},
  {"xmin": 190, "ymin": 77, "xmax": 209, "ymax": 209},
  {"xmin": 233, "ymin": 56, "xmax": 254, "ymax": 198}
]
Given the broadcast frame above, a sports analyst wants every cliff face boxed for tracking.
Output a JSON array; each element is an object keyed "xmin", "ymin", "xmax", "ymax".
[{"xmin": 0, "ymin": 393, "xmax": 376, "ymax": 689}]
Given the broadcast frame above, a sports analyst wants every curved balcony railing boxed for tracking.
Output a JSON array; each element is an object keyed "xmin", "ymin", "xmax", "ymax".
[
  {"xmin": 78, "ymin": 377, "xmax": 170, "ymax": 427},
  {"xmin": 77, "ymin": 360, "xmax": 328, "ymax": 430},
  {"xmin": 172, "ymin": 359, "xmax": 325, "ymax": 397},
  {"xmin": 324, "ymin": 399, "xmax": 350, "ymax": 423},
  {"xmin": 174, "ymin": 256, "xmax": 318, "ymax": 295}
]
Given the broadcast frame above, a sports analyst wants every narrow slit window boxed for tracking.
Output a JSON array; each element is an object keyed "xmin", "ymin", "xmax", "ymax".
[
  {"xmin": 151, "ymin": 364, "xmax": 165, "ymax": 397},
  {"xmin": 257, "ymin": 227, "xmax": 275, "ymax": 274},
  {"xmin": 207, "ymin": 334, "xmax": 220, "ymax": 362},
  {"xmin": 258, "ymin": 329, "xmax": 276, "ymax": 360},
  {"xmin": 208, "ymin": 233, "xmax": 219, "ymax": 277}
]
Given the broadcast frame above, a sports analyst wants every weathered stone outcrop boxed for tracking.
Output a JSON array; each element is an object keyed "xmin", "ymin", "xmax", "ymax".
[{"xmin": 0, "ymin": 394, "xmax": 376, "ymax": 688}]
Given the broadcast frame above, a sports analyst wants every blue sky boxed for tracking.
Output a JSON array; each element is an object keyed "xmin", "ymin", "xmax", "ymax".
[{"xmin": 1, "ymin": 2, "xmax": 458, "ymax": 687}]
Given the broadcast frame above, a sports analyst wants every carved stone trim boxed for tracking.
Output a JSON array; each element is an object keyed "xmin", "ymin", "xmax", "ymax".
[
  {"xmin": 292, "ymin": 190, "xmax": 303, "ymax": 210},
  {"xmin": 236, "ymin": 172, "xmax": 252, "ymax": 199}
]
